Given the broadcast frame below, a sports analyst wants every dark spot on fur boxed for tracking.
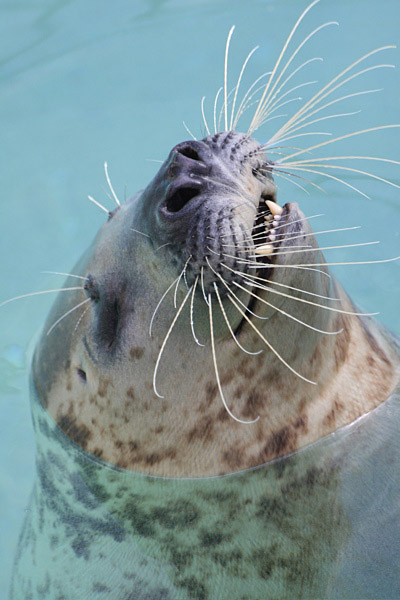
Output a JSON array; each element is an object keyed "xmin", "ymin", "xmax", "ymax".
[
  {"xmin": 199, "ymin": 529, "xmax": 226, "ymax": 547},
  {"xmin": 334, "ymin": 317, "xmax": 351, "ymax": 371},
  {"xmin": 186, "ymin": 416, "xmax": 215, "ymax": 443},
  {"xmin": 92, "ymin": 447, "xmax": 103, "ymax": 458},
  {"xmin": 57, "ymin": 413, "xmax": 92, "ymax": 449},
  {"xmin": 123, "ymin": 496, "xmax": 155, "ymax": 537},
  {"xmin": 97, "ymin": 378, "xmax": 110, "ymax": 398},
  {"xmin": 223, "ymin": 446, "xmax": 245, "ymax": 470},
  {"xmin": 126, "ymin": 386, "xmax": 135, "ymax": 400},
  {"xmin": 242, "ymin": 390, "xmax": 264, "ymax": 418},
  {"xmin": 152, "ymin": 499, "xmax": 200, "ymax": 529},
  {"xmin": 220, "ymin": 370, "xmax": 234, "ymax": 386},
  {"xmin": 154, "ymin": 425, "xmax": 164, "ymax": 433},
  {"xmin": 71, "ymin": 536, "xmax": 90, "ymax": 560},
  {"xmin": 361, "ymin": 319, "xmax": 392, "ymax": 366},
  {"xmin": 177, "ymin": 576, "xmax": 208, "ymax": 600},
  {"xmin": 93, "ymin": 582, "xmax": 111, "ymax": 593},
  {"xmin": 129, "ymin": 346, "xmax": 144, "ymax": 360}
]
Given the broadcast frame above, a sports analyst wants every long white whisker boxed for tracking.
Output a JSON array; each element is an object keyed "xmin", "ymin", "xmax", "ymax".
[
  {"xmin": 0, "ymin": 287, "xmax": 83, "ymax": 308},
  {"xmin": 269, "ymin": 87, "xmax": 383, "ymax": 145},
  {"xmin": 272, "ymin": 240, "xmax": 380, "ymax": 257},
  {"xmin": 190, "ymin": 277, "xmax": 205, "ymax": 347},
  {"xmin": 249, "ymin": 0, "xmax": 322, "ymax": 133},
  {"xmin": 254, "ymin": 21, "xmax": 339, "ymax": 130},
  {"xmin": 201, "ymin": 96, "xmax": 211, "ymax": 136},
  {"xmin": 224, "ymin": 26, "xmax": 235, "ymax": 132},
  {"xmin": 234, "ymin": 270, "xmax": 340, "ymax": 301},
  {"xmin": 232, "ymin": 280, "xmax": 343, "ymax": 336},
  {"xmin": 104, "ymin": 162, "xmax": 120, "ymax": 206},
  {"xmin": 200, "ymin": 266, "xmax": 210, "ymax": 305},
  {"xmin": 209, "ymin": 292, "xmax": 260, "ymax": 424},
  {"xmin": 282, "ymin": 162, "xmax": 400, "ymax": 192},
  {"xmin": 73, "ymin": 305, "xmax": 90, "ymax": 336},
  {"xmin": 214, "ymin": 283, "xmax": 262, "ymax": 355},
  {"xmin": 174, "ymin": 256, "xmax": 192, "ymax": 308},
  {"xmin": 149, "ymin": 276, "xmax": 181, "ymax": 337},
  {"xmin": 153, "ymin": 286, "xmax": 193, "ymax": 399},
  {"xmin": 274, "ymin": 165, "xmax": 371, "ymax": 198},
  {"xmin": 232, "ymin": 71, "xmax": 272, "ymax": 129},
  {"xmin": 268, "ymin": 46, "xmax": 395, "ymax": 144},
  {"xmin": 47, "ymin": 298, "xmax": 90, "ymax": 336},
  {"xmin": 88, "ymin": 195, "xmax": 109, "ymax": 214},
  {"xmin": 41, "ymin": 271, "xmax": 87, "ymax": 281},
  {"xmin": 221, "ymin": 263, "xmax": 378, "ymax": 316},
  {"xmin": 214, "ymin": 87, "xmax": 223, "ymax": 134},
  {"xmin": 228, "ymin": 292, "xmax": 317, "ymax": 384},
  {"xmin": 230, "ymin": 45, "xmax": 259, "ymax": 131},
  {"xmin": 183, "ymin": 121, "xmax": 197, "ymax": 140},
  {"xmin": 249, "ymin": 257, "xmax": 399, "ymax": 269}
]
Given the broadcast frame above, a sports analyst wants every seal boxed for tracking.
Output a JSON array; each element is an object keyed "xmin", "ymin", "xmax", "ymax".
[{"xmin": 8, "ymin": 2, "xmax": 400, "ymax": 598}]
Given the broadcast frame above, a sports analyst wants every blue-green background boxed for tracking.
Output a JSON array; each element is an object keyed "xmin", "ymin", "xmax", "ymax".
[{"xmin": 1, "ymin": 0, "xmax": 399, "ymax": 594}]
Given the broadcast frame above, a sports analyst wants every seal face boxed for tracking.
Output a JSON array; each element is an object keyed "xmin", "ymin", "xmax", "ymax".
[{"xmin": 29, "ymin": 129, "xmax": 399, "ymax": 479}]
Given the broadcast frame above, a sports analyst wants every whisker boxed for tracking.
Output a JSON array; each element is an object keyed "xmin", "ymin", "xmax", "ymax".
[
  {"xmin": 277, "ymin": 125, "xmax": 400, "ymax": 164},
  {"xmin": 232, "ymin": 71, "xmax": 272, "ymax": 129},
  {"xmin": 224, "ymin": 26, "xmax": 236, "ymax": 132},
  {"xmin": 267, "ymin": 46, "xmax": 395, "ymax": 145},
  {"xmin": 249, "ymin": 0, "xmax": 322, "ymax": 133},
  {"xmin": 201, "ymin": 96, "xmax": 211, "ymax": 136},
  {"xmin": 190, "ymin": 277, "xmax": 205, "ymax": 347},
  {"xmin": 41, "ymin": 271, "xmax": 87, "ymax": 281},
  {"xmin": 232, "ymin": 280, "xmax": 343, "ymax": 336},
  {"xmin": 208, "ymin": 292, "xmax": 260, "ymax": 424},
  {"xmin": 73, "ymin": 305, "xmax": 90, "ymax": 336},
  {"xmin": 269, "ymin": 87, "xmax": 383, "ymax": 144},
  {"xmin": 47, "ymin": 298, "xmax": 90, "ymax": 336},
  {"xmin": 88, "ymin": 195, "xmax": 109, "ymax": 215},
  {"xmin": 228, "ymin": 291, "xmax": 317, "ymax": 384},
  {"xmin": 230, "ymin": 44, "xmax": 259, "ymax": 131},
  {"xmin": 242, "ymin": 263, "xmax": 332, "ymax": 277},
  {"xmin": 0, "ymin": 287, "xmax": 83, "ymax": 308},
  {"xmin": 263, "ymin": 166, "xmax": 328, "ymax": 195},
  {"xmin": 183, "ymin": 121, "xmax": 197, "ymax": 140},
  {"xmin": 213, "ymin": 283, "xmax": 263, "ymax": 356},
  {"xmin": 213, "ymin": 87, "xmax": 223, "ymax": 134},
  {"xmin": 130, "ymin": 228, "xmax": 151, "ymax": 239},
  {"xmin": 253, "ymin": 21, "xmax": 339, "ymax": 130},
  {"xmin": 174, "ymin": 256, "xmax": 192, "ymax": 307},
  {"xmin": 271, "ymin": 240, "xmax": 380, "ymax": 257},
  {"xmin": 200, "ymin": 266, "xmax": 210, "ymax": 305},
  {"xmin": 104, "ymin": 162, "xmax": 120, "ymax": 206},
  {"xmin": 254, "ymin": 256, "xmax": 400, "ymax": 268},
  {"xmin": 233, "ymin": 270, "xmax": 339, "ymax": 301},
  {"xmin": 220, "ymin": 263, "xmax": 378, "ymax": 316},
  {"xmin": 153, "ymin": 286, "xmax": 193, "ymax": 399},
  {"xmin": 149, "ymin": 276, "xmax": 181, "ymax": 337},
  {"xmin": 273, "ymin": 165, "xmax": 371, "ymax": 199}
]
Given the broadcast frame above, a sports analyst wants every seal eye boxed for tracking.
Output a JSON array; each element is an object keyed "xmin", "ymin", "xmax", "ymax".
[{"xmin": 76, "ymin": 368, "xmax": 87, "ymax": 383}]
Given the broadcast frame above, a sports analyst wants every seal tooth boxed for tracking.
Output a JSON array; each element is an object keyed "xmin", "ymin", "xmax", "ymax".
[
  {"xmin": 255, "ymin": 244, "xmax": 274, "ymax": 256},
  {"xmin": 265, "ymin": 200, "xmax": 283, "ymax": 216}
]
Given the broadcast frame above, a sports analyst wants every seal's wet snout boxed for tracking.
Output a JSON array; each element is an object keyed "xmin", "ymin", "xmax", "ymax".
[{"xmin": 152, "ymin": 131, "xmax": 277, "ymax": 293}]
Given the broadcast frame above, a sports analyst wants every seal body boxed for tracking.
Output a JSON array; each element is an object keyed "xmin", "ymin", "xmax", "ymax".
[
  {"xmin": 10, "ymin": 380, "xmax": 400, "ymax": 599},
  {"xmin": 10, "ymin": 130, "xmax": 400, "ymax": 599}
]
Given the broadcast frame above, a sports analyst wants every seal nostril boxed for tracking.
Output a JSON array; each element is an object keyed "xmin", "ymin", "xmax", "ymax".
[
  {"xmin": 165, "ymin": 186, "xmax": 200, "ymax": 213},
  {"xmin": 178, "ymin": 146, "xmax": 201, "ymax": 161}
]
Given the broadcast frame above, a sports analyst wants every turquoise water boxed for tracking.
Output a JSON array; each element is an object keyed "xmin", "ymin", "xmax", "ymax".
[{"xmin": 0, "ymin": 0, "xmax": 399, "ymax": 595}]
